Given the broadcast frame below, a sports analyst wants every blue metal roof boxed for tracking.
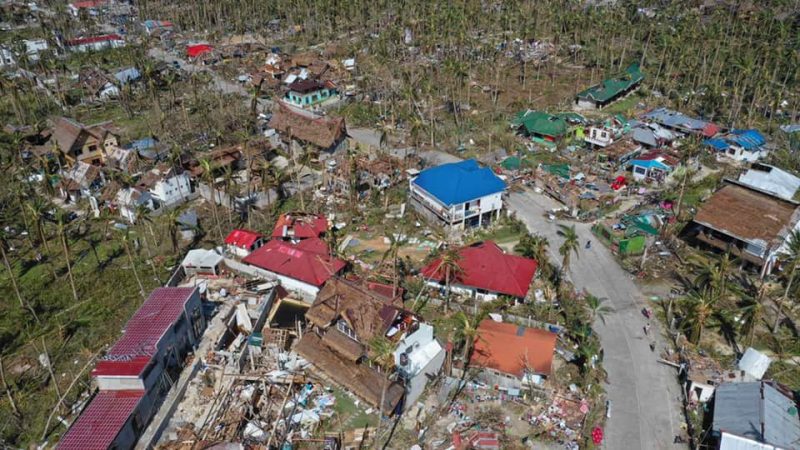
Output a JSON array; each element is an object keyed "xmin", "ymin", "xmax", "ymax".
[
  {"xmin": 630, "ymin": 159, "xmax": 671, "ymax": 171},
  {"xmin": 413, "ymin": 159, "xmax": 506, "ymax": 206},
  {"xmin": 704, "ymin": 138, "xmax": 729, "ymax": 151},
  {"xmin": 729, "ymin": 129, "xmax": 766, "ymax": 150}
]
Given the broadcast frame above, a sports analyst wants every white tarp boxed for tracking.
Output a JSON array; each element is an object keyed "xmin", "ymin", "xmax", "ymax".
[{"xmin": 738, "ymin": 347, "xmax": 771, "ymax": 380}]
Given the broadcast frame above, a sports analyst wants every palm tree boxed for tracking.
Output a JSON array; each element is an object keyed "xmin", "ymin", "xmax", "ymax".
[
  {"xmin": 739, "ymin": 280, "xmax": 769, "ymax": 348},
  {"xmin": 381, "ymin": 233, "xmax": 408, "ymax": 297},
  {"xmin": 0, "ymin": 228, "xmax": 38, "ymax": 323},
  {"xmin": 26, "ymin": 197, "xmax": 50, "ymax": 252},
  {"xmin": 437, "ymin": 246, "xmax": 463, "ymax": 312},
  {"xmin": 773, "ymin": 230, "xmax": 800, "ymax": 332},
  {"xmin": 165, "ymin": 208, "xmax": 183, "ymax": 255},
  {"xmin": 56, "ymin": 211, "xmax": 78, "ymax": 301},
  {"xmin": 369, "ymin": 336, "xmax": 396, "ymax": 444},
  {"xmin": 450, "ymin": 310, "xmax": 486, "ymax": 369},
  {"xmin": 584, "ymin": 293, "xmax": 613, "ymax": 325},
  {"xmin": 199, "ymin": 158, "xmax": 223, "ymax": 239},
  {"xmin": 515, "ymin": 233, "xmax": 551, "ymax": 278},
  {"xmin": 121, "ymin": 229, "xmax": 146, "ymax": 299},
  {"xmin": 681, "ymin": 287, "xmax": 717, "ymax": 345},
  {"xmin": 675, "ymin": 136, "xmax": 700, "ymax": 219},
  {"xmin": 557, "ymin": 224, "xmax": 580, "ymax": 275}
]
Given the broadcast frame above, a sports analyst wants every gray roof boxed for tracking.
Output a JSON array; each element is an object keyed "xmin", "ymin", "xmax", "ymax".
[
  {"xmin": 642, "ymin": 107, "xmax": 713, "ymax": 133},
  {"xmin": 713, "ymin": 382, "xmax": 800, "ymax": 449},
  {"xmin": 739, "ymin": 164, "xmax": 800, "ymax": 201}
]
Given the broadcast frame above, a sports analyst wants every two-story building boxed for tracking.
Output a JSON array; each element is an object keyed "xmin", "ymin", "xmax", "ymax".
[
  {"xmin": 284, "ymin": 79, "xmax": 338, "ymax": 108},
  {"xmin": 409, "ymin": 159, "xmax": 506, "ymax": 231},
  {"xmin": 294, "ymin": 278, "xmax": 407, "ymax": 413},
  {"xmin": 394, "ymin": 323, "xmax": 445, "ymax": 410},
  {"xmin": 58, "ymin": 287, "xmax": 205, "ymax": 450},
  {"xmin": 685, "ymin": 180, "xmax": 800, "ymax": 276},
  {"xmin": 137, "ymin": 165, "xmax": 193, "ymax": 209},
  {"xmin": 52, "ymin": 117, "xmax": 120, "ymax": 166}
]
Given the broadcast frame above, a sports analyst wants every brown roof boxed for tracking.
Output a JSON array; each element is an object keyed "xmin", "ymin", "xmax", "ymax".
[
  {"xmin": 472, "ymin": 320, "xmax": 557, "ymax": 377},
  {"xmin": 268, "ymin": 103, "xmax": 345, "ymax": 149},
  {"xmin": 52, "ymin": 117, "xmax": 116, "ymax": 154},
  {"xmin": 294, "ymin": 332, "xmax": 404, "ymax": 412},
  {"xmin": 305, "ymin": 278, "xmax": 401, "ymax": 343},
  {"xmin": 693, "ymin": 182, "xmax": 800, "ymax": 245}
]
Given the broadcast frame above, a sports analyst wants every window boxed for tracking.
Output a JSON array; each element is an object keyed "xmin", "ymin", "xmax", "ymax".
[
  {"xmin": 337, "ymin": 320, "xmax": 358, "ymax": 341},
  {"xmin": 635, "ymin": 167, "xmax": 647, "ymax": 175},
  {"xmin": 88, "ymin": 144, "xmax": 97, "ymax": 152}
]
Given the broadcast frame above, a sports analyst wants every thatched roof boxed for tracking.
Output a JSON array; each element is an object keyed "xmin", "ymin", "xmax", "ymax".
[{"xmin": 268, "ymin": 103, "xmax": 345, "ymax": 149}]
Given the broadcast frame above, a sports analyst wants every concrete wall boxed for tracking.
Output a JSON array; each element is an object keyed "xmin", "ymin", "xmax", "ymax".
[{"xmin": 223, "ymin": 257, "xmax": 318, "ymax": 302}]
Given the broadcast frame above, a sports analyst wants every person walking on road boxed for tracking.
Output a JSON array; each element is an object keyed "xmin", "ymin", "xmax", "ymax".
[{"xmin": 644, "ymin": 322, "xmax": 651, "ymax": 336}]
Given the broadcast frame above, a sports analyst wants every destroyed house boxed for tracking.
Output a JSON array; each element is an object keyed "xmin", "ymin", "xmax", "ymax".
[
  {"xmin": 409, "ymin": 159, "xmax": 506, "ymax": 231},
  {"xmin": 685, "ymin": 180, "xmax": 800, "ymax": 274},
  {"xmin": 641, "ymin": 107, "xmax": 720, "ymax": 137},
  {"xmin": 512, "ymin": 110, "xmax": 568, "ymax": 144},
  {"xmin": 271, "ymin": 212, "xmax": 328, "ymax": 241},
  {"xmin": 58, "ymin": 287, "xmax": 206, "ymax": 450},
  {"xmin": 421, "ymin": 241, "xmax": 537, "ymax": 301},
  {"xmin": 705, "ymin": 129, "xmax": 768, "ymax": 162},
  {"xmin": 294, "ymin": 278, "xmax": 407, "ymax": 412},
  {"xmin": 52, "ymin": 117, "xmax": 119, "ymax": 166},
  {"xmin": 576, "ymin": 63, "xmax": 644, "ymax": 109},
  {"xmin": 268, "ymin": 103, "xmax": 346, "ymax": 153}
]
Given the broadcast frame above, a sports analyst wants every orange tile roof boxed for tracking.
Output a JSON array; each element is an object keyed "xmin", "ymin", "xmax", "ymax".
[{"xmin": 471, "ymin": 320, "xmax": 557, "ymax": 377}]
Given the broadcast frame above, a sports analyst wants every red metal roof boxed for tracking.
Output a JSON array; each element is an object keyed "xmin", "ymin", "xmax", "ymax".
[
  {"xmin": 224, "ymin": 229, "xmax": 263, "ymax": 249},
  {"xmin": 66, "ymin": 34, "xmax": 123, "ymax": 46},
  {"xmin": 243, "ymin": 238, "xmax": 346, "ymax": 287},
  {"xmin": 57, "ymin": 390, "xmax": 144, "ymax": 450},
  {"xmin": 70, "ymin": 0, "xmax": 105, "ymax": 8},
  {"xmin": 91, "ymin": 355, "xmax": 151, "ymax": 377},
  {"xmin": 471, "ymin": 320, "xmax": 557, "ymax": 377},
  {"xmin": 186, "ymin": 44, "xmax": 213, "ymax": 58},
  {"xmin": 420, "ymin": 241, "xmax": 537, "ymax": 298},
  {"xmin": 104, "ymin": 287, "xmax": 196, "ymax": 373},
  {"xmin": 271, "ymin": 213, "xmax": 328, "ymax": 239}
]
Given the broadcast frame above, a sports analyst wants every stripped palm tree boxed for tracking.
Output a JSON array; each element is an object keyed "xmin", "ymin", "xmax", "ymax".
[
  {"xmin": 773, "ymin": 229, "xmax": 800, "ymax": 332},
  {"xmin": 369, "ymin": 336, "xmax": 396, "ymax": 444}
]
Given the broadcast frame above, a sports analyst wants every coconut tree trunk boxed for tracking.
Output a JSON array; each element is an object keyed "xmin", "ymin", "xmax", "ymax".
[
  {"xmin": 124, "ymin": 238, "xmax": 146, "ymax": 299},
  {"xmin": 60, "ymin": 228, "xmax": 78, "ymax": 302},
  {"xmin": 773, "ymin": 267, "xmax": 796, "ymax": 332},
  {"xmin": 0, "ymin": 356, "xmax": 21, "ymax": 419},
  {"xmin": 1, "ymin": 244, "xmax": 39, "ymax": 323}
]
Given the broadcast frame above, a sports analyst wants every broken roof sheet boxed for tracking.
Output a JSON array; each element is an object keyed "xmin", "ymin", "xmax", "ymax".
[
  {"xmin": 712, "ymin": 382, "xmax": 800, "ymax": 449},
  {"xmin": 738, "ymin": 164, "xmax": 800, "ymax": 201},
  {"xmin": 576, "ymin": 63, "xmax": 644, "ymax": 103},
  {"xmin": 642, "ymin": 107, "xmax": 719, "ymax": 137}
]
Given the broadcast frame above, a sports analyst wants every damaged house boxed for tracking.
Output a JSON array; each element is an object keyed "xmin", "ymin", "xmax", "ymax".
[
  {"xmin": 268, "ymin": 103, "xmax": 346, "ymax": 155},
  {"xmin": 575, "ymin": 63, "xmax": 644, "ymax": 109},
  {"xmin": 294, "ymin": 278, "xmax": 408, "ymax": 413},
  {"xmin": 52, "ymin": 117, "xmax": 120, "ymax": 166},
  {"xmin": 685, "ymin": 180, "xmax": 800, "ymax": 275}
]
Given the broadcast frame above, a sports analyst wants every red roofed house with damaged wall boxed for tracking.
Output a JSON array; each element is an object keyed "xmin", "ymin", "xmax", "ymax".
[
  {"xmin": 272, "ymin": 212, "xmax": 328, "ymax": 241},
  {"xmin": 58, "ymin": 287, "xmax": 206, "ymax": 450},
  {"xmin": 421, "ymin": 241, "xmax": 538, "ymax": 301},
  {"xmin": 224, "ymin": 229, "xmax": 264, "ymax": 258},
  {"xmin": 470, "ymin": 319, "xmax": 557, "ymax": 390},
  {"xmin": 242, "ymin": 237, "xmax": 346, "ymax": 301}
]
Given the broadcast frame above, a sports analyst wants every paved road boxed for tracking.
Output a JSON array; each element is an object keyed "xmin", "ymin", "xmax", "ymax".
[
  {"xmin": 148, "ymin": 48, "xmax": 274, "ymax": 113},
  {"xmin": 507, "ymin": 188, "xmax": 685, "ymax": 450}
]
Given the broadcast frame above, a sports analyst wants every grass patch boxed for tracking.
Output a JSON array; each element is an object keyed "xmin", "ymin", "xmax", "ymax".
[{"xmin": 330, "ymin": 386, "xmax": 374, "ymax": 430}]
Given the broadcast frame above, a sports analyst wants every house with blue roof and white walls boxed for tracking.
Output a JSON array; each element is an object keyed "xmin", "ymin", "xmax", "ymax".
[
  {"xmin": 704, "ymin": 129, "xmax": 768, "ymax": 162},
  {"xmin": 408, "ymin": 159, "xmax": 506, "ymax": 231}
]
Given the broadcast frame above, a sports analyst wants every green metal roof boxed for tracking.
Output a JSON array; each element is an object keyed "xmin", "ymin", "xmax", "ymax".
[
  {"xmin": 576, "ymin": 64, "xmax": 644, "ymax": 103},
  {"xmin": 542, "ymin": 163, "xmax": 570, "ymax": 179},
  {"xmin": 501, "ymin": 156, "xmax": 522, "ymax": 170},
  {"xmin": 513, "ymin": 110, "xmax": 568, "ymax": 138}
]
